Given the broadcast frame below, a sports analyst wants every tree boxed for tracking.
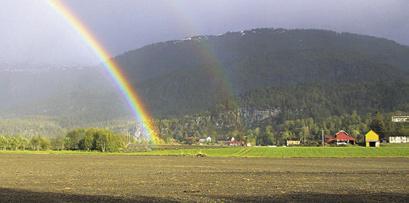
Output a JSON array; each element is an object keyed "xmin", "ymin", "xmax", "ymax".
[
  {"xmin": 82, "ymin": 129, "xmax": 97, "ymax": 151},
  {"xmin": 30, "ymin": 136, "xmax": 50, "ymax": 150},
  {"xmin": 8, "ymin": 137, "xmax": 18, "ymax": 150},
  {"xmin": 0, "ymin": 136, "xmax": 8, "ymax": 150},
  {"xmin": 399, "ymin": 127, "xmax": 409, "ymax": 136},
  {"xmin": 94, "ymin": 129, "xmax": 122, "ymax": 152},
  {"xmin": 300, "ymin": 126, "xmax": 310, "ymax": 144},
  {"xmin": 262, "ymin": 125, "xmax": 274, "ymax": 145},
  {"xmin": 281, "ymin": 130, "xmax": 291, "ymax": 143},
  {"xmin": 246, "ymin": 129, "xmax": 256, "ymax": 146},
  {"xmin": 51, "ymin": 135, "xmax": 65, "ymax": 150},
  {"xmin": 370, "ymin": 112, "xmax": 385, "ymax": 140},
  {"xmin": 39, "ymin": 136, "xmax": 51, "ymax": 150},
  {"xmin": 30, "ymin": 136, "xmax": 41, "ymax": 151},
  {"xmin": 351, "ymin": 110, "xmax": 360, "ymax": 124},
  {"xmin": 64, "ymin": 129, "xmax": 86, "ymax": 150},
  {"xmin": 17, "ymin": 136, "xmax": 29, "ymax": 150}
]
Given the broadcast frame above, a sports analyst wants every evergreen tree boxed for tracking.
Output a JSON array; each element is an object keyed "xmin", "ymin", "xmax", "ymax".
[{"xmin": 370, "ymin": 112, "xmax": 386, "ymax": 140}]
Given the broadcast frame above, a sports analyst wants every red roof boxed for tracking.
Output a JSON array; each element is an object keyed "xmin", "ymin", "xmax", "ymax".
[
  {"xmin": 335, "ymin": 131, "xmax": 355, "ymax": 141},
  {"xmin": 325, "ymin": 131, "xmax": 355, "ymax": 144}
]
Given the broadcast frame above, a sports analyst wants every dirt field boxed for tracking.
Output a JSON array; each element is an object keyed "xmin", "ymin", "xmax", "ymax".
[{"xmin": 0, "ymin": 154, "xmax": 408, "ymax": 202}]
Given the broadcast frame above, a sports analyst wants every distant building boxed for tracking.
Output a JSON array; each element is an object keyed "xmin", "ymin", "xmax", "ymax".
[
  {"xmin": 389, "ymin": 136, "xmax": 409, "ymax": 143},
  {"xmin": 199, "ymin": 136, "xmax": 212, "ymax": 144},
  {"xmin": 365, "ymin": 130, "xmax": 380, "ymax": 147},
  {"xmin": 286, "ymin": 140, "xmax": 301, "ymax": 146},
  {"xmin": 228, "ymin": 140, "xmax": 244, "ymax": 146},
  {"xmin": 227, "ymin": 137, "xmax": 244, "ymax": 146},
  {"xmin": 206, "ymin": 136, "xmax": 212, "ymax": 143},
  {"xmin": 325, "ymin": 130, "xmax": 355, "ymax": 145}
]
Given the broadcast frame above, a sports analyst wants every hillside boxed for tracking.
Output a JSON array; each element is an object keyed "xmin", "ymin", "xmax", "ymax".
[
  {"xmin": 1, "ymin": 28, "xmax": 409, "ymax": 123},
  {"xmin": 115, "ymin": 28, "xmax": 409, "ymax": 117},
  {"xmin": 0, "ymin": 67, "xmax": 130, "ymax": 124}
]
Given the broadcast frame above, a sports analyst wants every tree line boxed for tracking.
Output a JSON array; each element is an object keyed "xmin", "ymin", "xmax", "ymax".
[
  {"xmin": 0, "ymin": 128, "xmax": 127, "ymax": 152},
  {"xmin": 64, "ymin": 128, "xmax": 126, "ymax": 152},
  {"xmin": 1, "ymin": 111, "xmax": 408, "ymax": 150},
  {"xmin": 154, "ymin": 110, "xmax": 409, "ymax": 146},
  {"xmin": 0, "ymin": 135, "xmax": 51, "ymax": 151}
]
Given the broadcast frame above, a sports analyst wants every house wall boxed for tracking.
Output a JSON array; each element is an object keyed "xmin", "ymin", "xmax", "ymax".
[
  {"xmin": 286, "ymin": 140, "xmax": 300, "ymax": 146},
  {"xmin": 365, "ymin": 141, "xmax": 380, "ymax": 147},
  {"xmin": 365, "ymin": 131, "xmax": 380, "ymax": 147}
]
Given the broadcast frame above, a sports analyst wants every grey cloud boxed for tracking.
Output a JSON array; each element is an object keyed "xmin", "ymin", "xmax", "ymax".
[{"xmin": 0, "ymin": 0, "xmax": 408, "ymax": 66}]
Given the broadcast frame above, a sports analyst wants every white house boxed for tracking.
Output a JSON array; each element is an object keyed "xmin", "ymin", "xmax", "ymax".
[
  {"xmin": 206, "ymin": 136, "xmax": 212, "ymax": 143},
  {"xmin": 389, "ymin": 136, "xmax": 409, "ymax": 143},
  {"xmin": 199, "ymin": 136, "xmax": 212, "ymax": 144}
]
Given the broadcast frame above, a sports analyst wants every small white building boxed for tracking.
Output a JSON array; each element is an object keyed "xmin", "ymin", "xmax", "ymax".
[
  {"xmin": 389, "ymin": 136, "xmax": 409, "ymax": 143},
  {"xmin": 286, "ymin": 140, "xmax": 301, "ymax": 146},
  {"xmin": 199, "ymin": 136, "xmax": 212, "ymax": 144},
  {"xmin": 206, "ymin": 136, "xmax": 212, "ymax": 143}
]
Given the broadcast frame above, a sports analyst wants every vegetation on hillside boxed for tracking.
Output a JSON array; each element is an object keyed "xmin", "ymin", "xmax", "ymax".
[
  {"xmin": 117, "ymin": 28, "xmax": 409, "ymax": 117},
  {"xmin": 1, "ymin": 111, "xmax": 408, "ymax": 150},
  {"xmin": 155, "ymin": 110, "xmax": 409, "ymax": 146},
  {"xmin": 2, "ymin": 28, "xmax": 409, "ymax": 122},
  {"xmin": 1, "ymin": 28, "xmax": 409, "ymax": 148}
]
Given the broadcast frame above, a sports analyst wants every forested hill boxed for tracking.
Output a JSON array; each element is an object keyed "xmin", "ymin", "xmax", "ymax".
[
  {"xmin": 0, "ymin": 68, "xmax": 130, "ymax": 124},
  {"xmin": 2, "ymin": 28, "xmax": 409, "ymax": 124},
  {"xmin": 114, "ymin": 28, "xmax": 409, "ymax": 117}
]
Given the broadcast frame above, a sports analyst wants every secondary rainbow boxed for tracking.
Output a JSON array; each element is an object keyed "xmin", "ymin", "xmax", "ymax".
[
  {"xmin": 47, "ymin": 0, "xmax": 160, "ymax": 143},
  {"xmin": 166, "ymin": 2, "xmax": 236, "ymax": 99}
]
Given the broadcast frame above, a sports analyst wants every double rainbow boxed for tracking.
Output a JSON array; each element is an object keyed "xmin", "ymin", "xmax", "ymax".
[{"xmin": 47, "ymin": 0, "xmax": 160, "ymax": 143}]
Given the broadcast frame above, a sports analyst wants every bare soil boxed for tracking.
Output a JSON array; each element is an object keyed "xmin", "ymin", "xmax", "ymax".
[{"xmin": 0, "ymin": 154, "xmax": 408, "ymax": 202}]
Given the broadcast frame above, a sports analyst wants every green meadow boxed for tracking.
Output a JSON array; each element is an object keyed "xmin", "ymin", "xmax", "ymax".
[
  {"xmin": 138, "ymin": 146, "xmax": 409, "ymax": 158},
  {"xmin": 2, "ymin": 146, "xmax": 409, "ymax": 158}
]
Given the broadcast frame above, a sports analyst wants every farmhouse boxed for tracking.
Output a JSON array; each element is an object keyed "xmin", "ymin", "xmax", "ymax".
[
  {"xmin": 325, "ymin": 130, "xmax": 355, "ymax": 145},
  {"xmin": 365, "ymin": 130, "xmax": 380, "ymax": 147},
  {"xmin": 389, "ymin": 136, "xmax": 409, "ymax": 144},
  {"xmin": 199, "ymin": 136, "xmax": 212, "ymax": 143},
  {"xmin": 226, "ymin": 137, "xmax": 244, "ymax": 146}
]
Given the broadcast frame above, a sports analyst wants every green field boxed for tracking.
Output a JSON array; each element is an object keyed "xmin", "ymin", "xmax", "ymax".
[
  {"xmin": 138, "ymin": 146, "xmax": 409, "ymax": 158},
  {"xmin": 381, "ymin": 143, "xmax": 409, "ymax": 148},
  {"xmin": 2, "ymin": 146, "xmax": 409, "ymax": 158}
]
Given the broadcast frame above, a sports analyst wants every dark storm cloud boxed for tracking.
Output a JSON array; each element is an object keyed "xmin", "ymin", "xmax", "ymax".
[{"xmin": 0, "ymin": 0, "xmax": 408, "ymax": 66}]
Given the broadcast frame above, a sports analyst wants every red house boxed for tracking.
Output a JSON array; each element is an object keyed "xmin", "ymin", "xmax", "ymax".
[
  {"xmin": 226, "ymin": 137, "xmax": 245, "ymax": 146},
  {"xmin": 325, "ymin": 130, "xmax": 355, "ymax": 145}
]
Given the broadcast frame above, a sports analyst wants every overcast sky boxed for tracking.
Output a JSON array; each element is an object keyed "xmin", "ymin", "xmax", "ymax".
[{"xmin": 0, "ymin": 0, "xmax": 408, "ymax": 66}]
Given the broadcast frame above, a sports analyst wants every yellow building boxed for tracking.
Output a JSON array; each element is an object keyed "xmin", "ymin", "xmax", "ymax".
[{"xmin": 365, "ymin": 130, "xmax": 380, "ymax": 147}]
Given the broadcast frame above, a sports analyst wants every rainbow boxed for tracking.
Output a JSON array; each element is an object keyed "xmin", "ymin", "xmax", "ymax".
[
  {"xmin": 167, "ymin": 2, "xmax": 236, "ymax": 100},
  {"xmin": 47, "ymin": 0, "xmax": 160, "ymax": 144}
]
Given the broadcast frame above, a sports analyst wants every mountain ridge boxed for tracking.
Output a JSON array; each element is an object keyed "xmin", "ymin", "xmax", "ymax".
[
  {"xmin": 1, "ymin": 28, "xmax": 409, "ymax": 123},
  {"xmin": 113, "ymin": 28, "xmax": 409, "ymax": 117}
]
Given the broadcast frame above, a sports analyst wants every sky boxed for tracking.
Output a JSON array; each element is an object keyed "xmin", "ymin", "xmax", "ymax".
[{"xmin": 0, "ymin": 0, "xmax": 408, "ymax": 67}]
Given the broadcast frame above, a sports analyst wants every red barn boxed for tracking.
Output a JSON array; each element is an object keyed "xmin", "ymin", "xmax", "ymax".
[{"xmin": 325, "ymin": 130, "xmax": 355, "ymax": 145}]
